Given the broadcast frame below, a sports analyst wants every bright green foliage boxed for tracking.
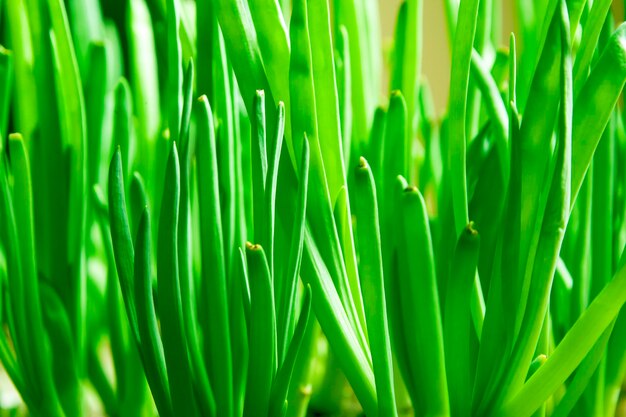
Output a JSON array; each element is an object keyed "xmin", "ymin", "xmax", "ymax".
[{"xmin": 1, "ymin": 0, "xmax": 626, "ymax": 416}]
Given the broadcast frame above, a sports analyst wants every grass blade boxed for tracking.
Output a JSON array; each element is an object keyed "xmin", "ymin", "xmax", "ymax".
[
  {"xmin": 108, "ymin": 149, "xmax": 140, "ymax": 343},
  {"xmin": 134, "ymin": 206, "xmax": 174, "ymax": 417},
  {"xmin": 497, "ymin": 2, "xmax": 572, "ymax": 407},
  {"xmin": 269, "ymin": 285, "xmax": 313, "ymax": 417},
  {"xmin": 49, "ymin": 0, "xmax": 89, "ymax": 367},
  {"xmin": 127, "ymin": 0, "xmax": 160, "ymax": 146},
  {"xmin": 251, "ymin": 90, "xmax": 268, "ymax": 243},
  {"xmin": 513, "ymin": 2, "xmax": 561, "ymax": 341},
  {"xmin": 496, "ymin": 259, "xmax": 626, "ymax": 417},
  {"xmin": 244, "ymin": 243, "xmax": 277, "ymax": 417},
  {"xmin": 336, "ymin": 26, "xmax": 352, "ymax": 168},
  {"xmin": 277, "ymin": 137, "xmax": 309, "ymax": 363},
  {"xmin": 354, "ymin": 157, "xmax": 397, "ymax": 417},
  {"xmin": 290, "ymin": 0, "xmax": 368, "ymax": 355},
  {"xmin": 265, "ymin": 102, "xmax": 286, "ymax": 280},
  {"xmin": 571, "ymin": 23, "xmax": 626, "ymax": 204},
  {"xmin": 231, "ymin": 248, "xmax": 249, "ymax": 417},
  {"xmin": 5, "ymin": 0, "xmax": 37, "ymax": 144},
  {"xmin": 195, "ymin": 95, "xmax": 233, "ymax": 416},
  {"xmin": 84, "ymin": 43, "xmax": 107, "ymax": 188},
  {"xmin": 444, "ymin": 223, "xmax": 480, "ymax": 417},
  {"xmin": 447, "ymin": 0, "xmax": 480, "ymax": 235},
  {"xmin": 248, "ymin": 0, "xmax": 290, "ymax": 125},
  {"xmin": 213, "ymin": 0, "xmax": 275, "ymax": 137},
  {"xmin": 157, "ymin": 142, "xmax": 197, "ymax": 416},
  {"xmin": 166, "ymin": 0, "xmax": 182, "ymax": 145},
  {"xmin": 308, "ymin": 0, "xmax": 346, "ymax": 202},
  {"xmin": 300, "ymin": 230, "xmax": 377, "ymax": 416},
  {"xmin": 551, "ymin": 324, "xmax": 613, "ymax": 417},
  {"xmin": 397, "ymin": 186, "xmax": 449, "ymax": 416},
  {"xmin": 39, "ymin": 283, "xmax": 81, "ymax": 417},
  {"xmin": 572, "ymin": 0, "xmax": 612, "ymax": 95},
  {"xmin": 0, "ymin": 47, "xmax": 12, "ymax": 142},
  {"xmin": 469, "ymin": 50, "xmax": 509, "ymax": 179},
  {"xmin": 2, "ymin": 135, "xmax": 63, "ymax": 416}
]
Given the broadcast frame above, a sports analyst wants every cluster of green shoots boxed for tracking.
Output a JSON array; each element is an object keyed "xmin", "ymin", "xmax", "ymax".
[{"xmin": 1, "ymin": 0, "xmax": 626, "ymax": 416}]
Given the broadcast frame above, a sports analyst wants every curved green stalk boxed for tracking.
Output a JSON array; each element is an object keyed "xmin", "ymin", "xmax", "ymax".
[
  {"xmin": 496, "ymin": 261, "xmax": 626, "ymax": 417},
  {"xmin": 469, "ymin": 50, "xmax": 509, "ymax": 180},
  {"xmin": 300, "ymin": 231, "xmax": 377, "ymax": 416}
]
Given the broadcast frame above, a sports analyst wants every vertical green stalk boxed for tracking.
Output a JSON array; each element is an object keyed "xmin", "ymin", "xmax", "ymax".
[
  {"xmin": 334, "ymin": 0, "xmax": 371, "ymax": 150},
  {"xmin": 176, "ymin": 59, "xmax": 216, "ymax": 417},
  {"xmin": 571, "ymin": 23, "xmax": 626, "ymax": 205},
  {"xmin": 264, "ymin": 102, "xmax": 286, "ymax": 282},
  {"xmin": 84, "ymin": 43, "xmax": 106, "ymax": 188},
  {"xmin": 231, "ymin": 248, "xmax": 249, "ymax": 416},
  {"xmin": 49, "ymin": 0, "xmax": 88, "ymax": 372},
  {"xmin": 133, "ymin": 206, "xmax": 174, "ymax": 417},
  {"xmin": 397, "ymin": 186, "xmax": 449, "ymax": 416},
  {"xmin": 308, "ymin": 0, "xmax": 346, "ymax": 202},
  {"xmin": 2, "ymin": 135, "xmax": 64, "ymax": 417},
  {"xmin": 513, "ymin": 3, "xmax": 561, "ymax": 340},
  {"xmin": 277, "ymin": 137, "xmax": 309, "ymax": 363},
  {"xmin": 447, "ymin": 0, "xmax": 480, "ymax": 235},
  {"xmin": 0, "ymin": 47, "xmax": 12, "ymax": 141},
  {"xmin": 248, "ymin": 0, "xmax": 290, "ymax": 121},
  {"xmin": 113, "ymin": 80, "xmax": 133, "ymax": 180},
  {"xmin": 4, "ymin": 0, "xmax": 37, "ymax": 145},
  {"xmin": 213, "ymin": 0, "xmax": 275, "ymax": 138},
  {"xmin": 127, "ymin": 0, "xmax": 160, "ymax": 192},
  {"xmin": 195, "ymin": 96, "xmax": 233, "ymax": 416},
  {"xmin": 290, "ymin": 0, "xmax": 368, "ymax": 354},
  {"xmin": 354, "ymin": 158, "xmax": 397, "ymax": 417},
  {"xmin": 336, "ymin": 26, "xmax": 352, "ymax": 169},
  {"xmin": 108, "ymin": 149, "xmax": 140, "ymax": 343},
  {"xmin": 196, "ymin": 0, "xmax": 214, "ymax": 100},
  {"xmin": 244, "ymin": 243, "xmax": 277, "ymax": 417},
  {"xmin": 498, "ymin": 2, "xmax": 572, "ymax": 409},
  {"xmin": 251, "ymin": 90, "xmax": 268, "ymax": 243},
  {"xmin": 399, "ymin": 0, "xmax": 422, "ymax": 178},
  {"xmin": 157, "ymin": 142, "xmax": 197, "ymax": 416},
  {"xmin": 213, "ymin": 24, "xmax": 237, "ymax": 278},
  {"xmin": 167, "ymin": 0, "xmax": 182, "ymax": 145},
  {"xmin": 444, "ymin": 223, "xmax": 480, "ymax": 417}
]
